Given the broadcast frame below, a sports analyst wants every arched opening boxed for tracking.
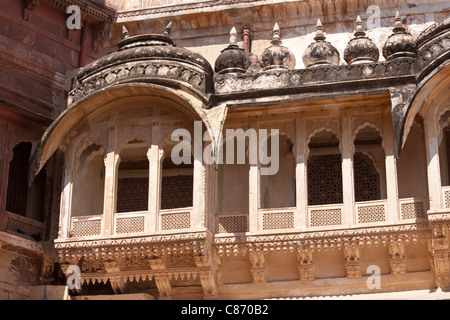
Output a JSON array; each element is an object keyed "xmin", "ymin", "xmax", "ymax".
[
  {"xmin": 307, "ymin": 130, "xmax": 342, "ymax": 206},
  {"xmin": 397, "ymin": 117, "xmax": 428, "ymax": 198},
  {"xmin": 260, "ymin": 133, "xmax": 296, "ymax": 209},
  {"xmin": 72, "ymin": 144, "xmax": 105, "ymax": 217},
  {"xmin": 116, "ymin": 139, "xmax": 149, "ymax": 213},
  {"xmin": 217, "ymin": 131, "xmax": 249, "ymax": 214},
  {"xmin": 353, "ymin": 126, "xmax": 386, "ymax": 202},
  {"xmin": 6, "ymin": 142, "xmax": 32, "ymax": 217}
]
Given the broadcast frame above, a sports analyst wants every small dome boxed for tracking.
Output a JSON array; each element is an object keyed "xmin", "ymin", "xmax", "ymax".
[
  {"xmin": 303, "ymin": 19, "xmax": 340, "ymax": 68},
  {"xmin": 215, "ymin": 27, "xmax": 251, "ymax": 74},
  {"xmin": 382, "ymin": 12, "xmax": 417, "ymax": 60},
  {"xmin": 77, "ymin": 21, "xmax": 213, "ymax": 82},
  {"xmin": 344, "ymin": 16, "xmax": 380, "ymax": 64},
  {"xmin": 260, "ymin": 23, "xmax": 296, "ymax": 71}
]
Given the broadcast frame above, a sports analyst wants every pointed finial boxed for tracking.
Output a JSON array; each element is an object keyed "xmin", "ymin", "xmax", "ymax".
[
  {"xmin": 314, "ymin": 19, "xmax": 326, "ymax": 41},
  {"xmin": 122, "ymin": 26, "xmax": 129, "ymax": 39},
  {"xmin": 354, "ymin": 15, "xmax": 366, "ymax": 37},
  {"xmin": 393, "ymin": 11, "xmax": 406, "ymax": 33},
  {"xmin": 163, "ymin": 21, "xmax": 173, "ymax": 37},
  {"xmin": 230, "ymin": 26, "xmax": 237, "ymax": 45},
  {"xmin": 271, "ymin": 22, "xmax": 282, "ymax": 45}
]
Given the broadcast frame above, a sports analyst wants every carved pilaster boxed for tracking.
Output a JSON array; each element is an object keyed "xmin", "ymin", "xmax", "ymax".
[
  {"xmin": 343, "ymin": 242, "xmax": 361, "ymax": 278},
  {"xmin": 430, "ymin": 222, "xmax": 450, "ymax": 288},
  {"xmin": 213, "ymin": 251, "xmax": 223, "ymax": 285},
  {"xmin": 389, "ymin": 237, "xmax": 407, "ymax": 275},
  {"xmin": 248, "ymin": 249, "xmax": 266, "ymax": 283},
  {"xmin": 297, "ymin": 245, "xmax": 314, "ymax": 281}
]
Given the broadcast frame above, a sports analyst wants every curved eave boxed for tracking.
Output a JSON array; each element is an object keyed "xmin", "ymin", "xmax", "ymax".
[
  {"xmin": 398, "ymin": 60, "xmax": 450, "ymax": 155},
  {"xmin": 29, "ymin": 83, "xmax": 211, "ymax": 182}
]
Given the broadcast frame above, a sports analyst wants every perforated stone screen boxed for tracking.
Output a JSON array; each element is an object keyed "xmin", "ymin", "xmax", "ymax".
[
  {"xmin": 161, "ymin": 175, "xmax": 193, "ymax": 210},
  {"xmin": 308, "ymin": 154, "xmax": 343, "ymax": 206},
  {"xmin": 117, "ymin": 177, "xmax": 148, "ymax": 213}
]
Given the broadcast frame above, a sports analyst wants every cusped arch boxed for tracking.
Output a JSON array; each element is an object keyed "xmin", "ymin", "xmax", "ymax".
[
  {"xmin": 306, "ymin": 127, "xmax": 341, "ymax": 158},
  {"xmin": 352, "ymin": 122, "xmax": 385, "ymax": 153}
]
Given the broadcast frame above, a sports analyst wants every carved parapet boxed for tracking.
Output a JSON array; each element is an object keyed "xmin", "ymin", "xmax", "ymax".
[{"xmin": 214, "ymin": 57, "xmax": 417, "ymax": 95}]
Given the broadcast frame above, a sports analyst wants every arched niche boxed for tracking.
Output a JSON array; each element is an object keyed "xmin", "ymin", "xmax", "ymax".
[
  {"xmin": 116, "ymin": 138, "xmax": 149, "ymax": 213},
  {"xmin": 307, "ymin": 129, "xmax": 342, "ymax": 206},
  {"xmin": 353, "ymin": 125, "xmax": 386, "ymax": 202},
  {"xmin": 260, "ymin": 133, "xmax": 296, "ymax": 209},
  {"xmin": 72, "ymin": 143, "xmax": 106, "ymax": 217}
]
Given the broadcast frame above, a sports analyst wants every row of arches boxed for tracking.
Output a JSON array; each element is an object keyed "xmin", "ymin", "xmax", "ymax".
[
  {"xmin": 6, "ymin": 118, "xmax": 429, "ymax": 224},
  {"xmin": 71, "ymin": 138, "xmax": 194, "ymax": 217},
  {"xmin": 218, "ymin": 125, "xmax": 388, "ymax": 213}
]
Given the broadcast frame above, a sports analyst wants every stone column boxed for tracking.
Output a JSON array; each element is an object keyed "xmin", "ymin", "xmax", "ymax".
[
  {"xmin": 295, "ymin": 118, "xmax": 307, "ymax": 229},
  {"xmin": 383, "ymin": 110, "xmax": 400, "ymax": 222},
  {"xmin": 424, "ymin": 113, "xmax": 443, "ymax": 210},
  {"xmin": 341, "ymin": 113, "xmax": 355, "ymax": 225},
  {"xmin": 102, "ymin": 151, "xmax": 120, "ymax": 236},
  {"xmin": 192, "ymin": 121, "xmax": 205, "ymax": 229},
  {"xmin": 59, "ymin": 161, "xmax": 73, "ymax": 239},
  {"xmin": 148, "ymin": 122, "xmax": 161, "ymax": 233},
  {"xmin": 248, "ymin": 122, "xmax": 259, "ymax": 232}
]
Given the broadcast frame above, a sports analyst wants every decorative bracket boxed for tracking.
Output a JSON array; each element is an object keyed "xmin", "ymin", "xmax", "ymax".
[
  {"xmin": 389, "ymin": 236, "xmax": 407, "ymax": 275},
  {"xmin": 248, "ymin": 249, "xmax": 266, "ymax": 283},
  {"xmin": 297, "ymin": 245, "xmax": 314, "ymax": 281},
  {"xmin": 343, "ymin": 241, "xmax": 361, "ymax": 278},
  {"xmin": 23, "ymin": 0, "xmax": 39, "ymax": 21}
]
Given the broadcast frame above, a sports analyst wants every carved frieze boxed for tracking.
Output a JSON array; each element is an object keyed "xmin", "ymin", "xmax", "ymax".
[{"xmin": 68, "ymin": 60, "xmax": 209, "ymax": 106}]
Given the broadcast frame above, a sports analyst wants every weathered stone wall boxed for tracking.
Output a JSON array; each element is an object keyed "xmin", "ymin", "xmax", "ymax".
[{"xmin": 111, "ymin": 0, "xmax": 450, "ymax": 69}]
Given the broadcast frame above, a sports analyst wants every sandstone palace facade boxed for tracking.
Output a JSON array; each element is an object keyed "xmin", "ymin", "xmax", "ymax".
[{"xmin": 1, "ymin": 0, "xmax": 450, "ymax": 300}]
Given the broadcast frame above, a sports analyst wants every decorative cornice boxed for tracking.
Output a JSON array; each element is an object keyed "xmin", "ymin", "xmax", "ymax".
[
  {"xmin": 117, "ymin": 0, "xmax": 264, "ymax": 20},
  {"xmin": 42, "ymin": 0, "xmax": 116, "ymax": 23}
]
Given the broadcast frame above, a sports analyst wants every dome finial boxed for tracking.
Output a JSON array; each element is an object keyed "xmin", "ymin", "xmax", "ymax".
[
  {"xmin": 393, "ymin": 11, "xmax": 406, "ymax": 33},
  {"xmin": 272, "ymin": 22, "xmax": 282, "ymax": 45},
  {"xmin": 314, "ymin": 19, "xmax": 326, "ymax": 41},
  {"xmin": 163, "ymin": 21, "xmax": 173, "ymax": 37},
  {"xmin": 354, "ymin": 15, "xmax": 366, "ymax": 37},
  {"xmin": 122, "ymin": 26, "xmax": 129, "ymax": 39},
  {"xmin": 230, "ymin": 26, "xmax": 237, "ymax": 45}
]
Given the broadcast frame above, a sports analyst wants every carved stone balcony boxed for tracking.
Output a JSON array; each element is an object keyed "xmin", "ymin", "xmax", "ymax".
[{"xmin": 5, "ymin": 211, "xmax": 44, "ymax": 241}]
